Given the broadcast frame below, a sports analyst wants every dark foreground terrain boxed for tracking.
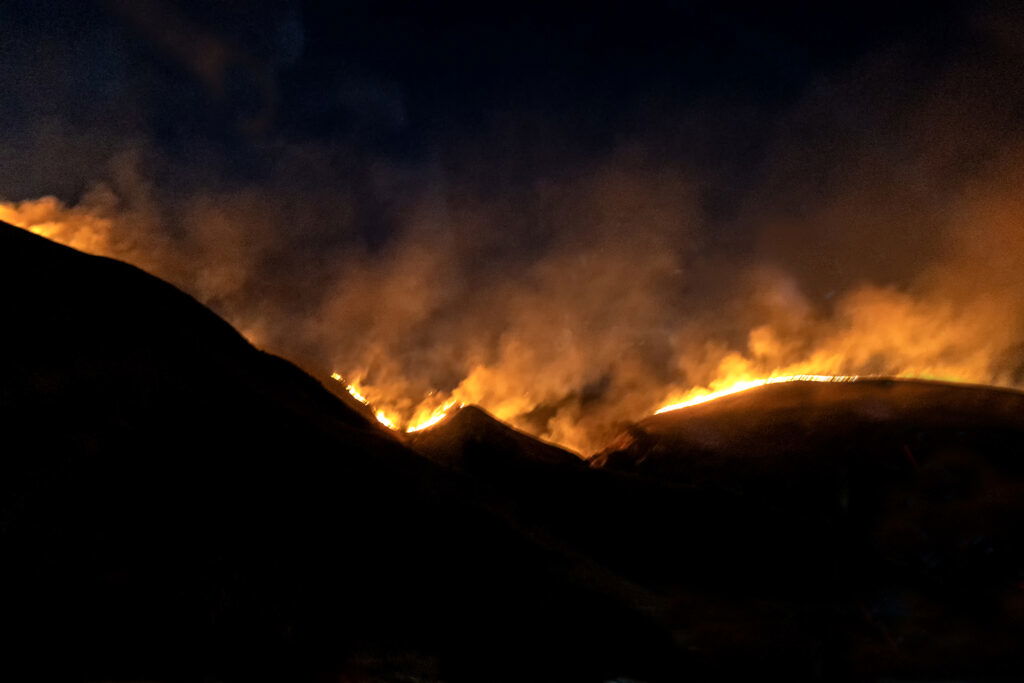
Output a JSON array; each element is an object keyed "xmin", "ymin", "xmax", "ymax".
[
  {"xmin": 0, "ymin": 223, "xmax": 671, "ymax": 682},
  {"xmin": 3, "ymin": 220, "xmax": 1024, "ymax": 681},
  {"xmin": 590, "ymin": 379, "xmax": 1024, "ymax": 678}
]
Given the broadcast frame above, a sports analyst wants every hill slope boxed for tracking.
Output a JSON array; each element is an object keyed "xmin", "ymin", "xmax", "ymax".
[
  {"xmin": 407, "ymin": 404, "xmax": 583, "ymax": 471},
  {"xmin": 8, "ymin": 219, "xmax": 1024, "ymax": 680},
  {"xmin": 589, "ymin": 378, "xmax": 1024, "ymax": 678},
  {"xmin": 594, "ymin": 377, "xmax": 1024, "ymax": 475},
  {"xmin": 0, "ymin": 222, "xmax": 672, "ymax": 682}
]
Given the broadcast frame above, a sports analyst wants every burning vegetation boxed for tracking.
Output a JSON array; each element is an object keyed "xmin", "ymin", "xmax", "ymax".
[
  {"xmin": 653, "ymin": 374, "xmax": 862, "ymax": 413},
  {"xmin": 3, "ymin": 164, "xmax": 1024, "ymax": 456},
  {"xmin": 331, "ymin": 372, "xmax": 462, "ymax": 433}
]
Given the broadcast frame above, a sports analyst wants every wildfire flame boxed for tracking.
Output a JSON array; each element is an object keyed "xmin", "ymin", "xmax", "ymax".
[
  {"xmin": 330, "ymin": 373, "xmax": 462, "ymax": 432},
  {"xmin": 334, "ymin": 369, "xmax": 870, "ymax": 435},
  {"xmin": 332, "ymin": 367, "xmax": 986, "ymax": 443},
  {"xmin": 333, "ymin": 373, "xmax": 371, "ymax": 404},
  {"xmin": 374, "ymin": 409, "xmax": 399, "ymax": 430},
  {"xmin": 406, "ymin": 397, "xmax": 462, "ymax": 433},
  {"xmin": 653, "ymin": 374, "xmax": 862, "ymax": 414}
]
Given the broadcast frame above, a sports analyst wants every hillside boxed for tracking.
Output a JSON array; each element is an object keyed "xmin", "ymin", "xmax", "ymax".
[
  {"xmin": 406, "ymin": 404, "xmax": 583, "ymax": 470},
  {"xmin": 588, "ymin": 378, "xmax": 1024, "ymax": 678},
  {"xmin": 0, "ymin": 222, "xmax": 672, "ymax": 682},
  {"xmin": 7, "ymin": 219, "xmax": 1024, "ymax": 681}
]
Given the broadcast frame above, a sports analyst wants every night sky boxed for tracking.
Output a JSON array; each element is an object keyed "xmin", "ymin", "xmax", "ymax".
[
  {"xmin": 3, "ymin": 0, "xmax": 1023, "ymax": 452},
  {"xmin": 1, "ymin": 1, "xmax": 988, "ymax": 208}
]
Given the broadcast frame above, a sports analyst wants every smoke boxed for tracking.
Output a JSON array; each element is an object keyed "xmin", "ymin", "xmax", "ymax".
[{"xmin": 3, "ymin": 2, "xmax": 1024, "ymax": 454}]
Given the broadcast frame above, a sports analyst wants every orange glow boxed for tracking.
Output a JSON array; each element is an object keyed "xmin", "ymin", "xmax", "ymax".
[
  {"xmin": 406, "ymin": 397, "xmax": 462, "ymax": 432},
  {"xmin": 342, "ymin": 379, "xmax": 370, "ymax": 405},
  {"xmin": 654, "ymin": 374, "xmax": 862, "ymax": 414},
  {"xmin": 0, "ymin": 197, "xmax": 118, "ymax": 256},
  {"xmin": 330, "ymin": 374, "xmax": 399, "ymax": 429},
  {"xmin": 330, "ymin": 373, "xmax": 459, "ymax": 432},
  {"xmin": 374, "ymin": 409, "xmax": 399, "ymax": 430}
]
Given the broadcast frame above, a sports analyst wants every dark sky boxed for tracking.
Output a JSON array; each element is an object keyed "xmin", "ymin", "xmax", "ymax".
[{"xmin": 0, "ymin": 0, "xmax": 986, "ymax": 206}]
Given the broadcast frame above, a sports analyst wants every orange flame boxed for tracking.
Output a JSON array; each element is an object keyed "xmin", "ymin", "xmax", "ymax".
[
  {"xmin": 374, "ymin": 409, "xmax": 399, "ymax": 430},
  {"xmin": 406, "ymin": 397, "xmax": 462, "ymax": 432},
  {"xmin": 331, "ymin": 374, "xmax": 400, "ymax": 429},
  {"xmin": 330, "ymin": 373, "xmax": 461, "ymax": 432},
  {"xmin": 654, "ymin": 374, "xmax": 862, "ymax": 414}
]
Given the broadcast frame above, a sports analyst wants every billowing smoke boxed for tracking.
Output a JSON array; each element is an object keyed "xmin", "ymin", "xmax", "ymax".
[{"xmin": 3, "ymin": 3, "xmax": 1024, "ymax": 453}]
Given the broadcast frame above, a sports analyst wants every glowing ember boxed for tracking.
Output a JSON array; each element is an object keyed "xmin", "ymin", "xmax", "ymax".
[{"xmin": 654, "ymin": 374, "xmax": 862, "ymax": 414}]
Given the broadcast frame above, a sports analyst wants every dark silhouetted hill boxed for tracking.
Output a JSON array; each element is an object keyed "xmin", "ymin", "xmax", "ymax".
[
  {"xmin": 587, "ymin": 379, "xmax": 1024, "ymax": 679},
  {"xmin": 403, "ymin": 376, "xmax": 1024, "ymax": 679},
  {"xmin": 7, "ymin": 219, "xmax": 1024, "ymax": 681},
  {"xmin": 0, "ymin": 222, "xmax": 674, "ymax": 682},
  {"xmin": 407, "ymin": 404, "xmax": 583, "ymax": 471}
]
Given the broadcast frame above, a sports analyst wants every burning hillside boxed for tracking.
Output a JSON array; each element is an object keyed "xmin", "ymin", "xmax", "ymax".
[
  {"xmin": 330, "ymin": 372, "xmax": 463, "ymax": 434},
  {"xmin": 5, "ymin": 187, "xmax": 1024, "ymax": 454}
]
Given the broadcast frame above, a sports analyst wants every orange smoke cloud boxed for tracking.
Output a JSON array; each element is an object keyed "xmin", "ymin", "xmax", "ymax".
[
  {"xmin": 5, "ymin": 146, "xmax": 1024, "ymax": 456},
  {"xmin": 0, "ymin": 193, "xmax": 119, "ymax": 256}
]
